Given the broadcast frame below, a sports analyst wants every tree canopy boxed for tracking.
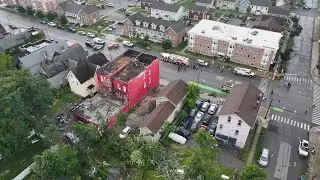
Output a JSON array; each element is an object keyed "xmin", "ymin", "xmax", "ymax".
[
  {"xmin": 240, "ymin": 165, "xmax": 267, "ymax": 180},
  {"xmin": 59, "ymin": 15, "xmax": 68, "ymax": 25},
  {"xmin": 161, "ymin": 39, "xmax": 173, "ymax": 50}
]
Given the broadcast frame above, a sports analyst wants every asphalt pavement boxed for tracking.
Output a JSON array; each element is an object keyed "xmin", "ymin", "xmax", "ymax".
[{"xmin": 262, "ymin": 1, "xmax": 318, "ymax": 179}]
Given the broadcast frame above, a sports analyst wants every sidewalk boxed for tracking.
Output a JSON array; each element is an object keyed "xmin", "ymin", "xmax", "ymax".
[
  {"xmin": 311, "ymin": 17, "xmax": 319, "ymax": 85},
  {"xmin": 308, "ymin": 127, "xmax": 320, "ymax": 180}
]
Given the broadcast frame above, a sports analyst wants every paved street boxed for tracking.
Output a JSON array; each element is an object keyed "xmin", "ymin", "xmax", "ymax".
[
  {"xmin": 262, "ymin": 1, "xmax": 317, "ymax": 179},
  {"xmin": 0, "ymin": 9, "xmax": 264, "ymax": 93}
]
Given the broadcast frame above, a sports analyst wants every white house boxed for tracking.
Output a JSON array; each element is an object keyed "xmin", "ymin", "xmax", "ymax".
[
  {"xmin": 250, "ymin": 0, "xmax": 271, "ymax": 15},
  {"xmin": 215, "ymin": 0, "xmax": 237, "ymax": 10},
  {"xmin": 67, "ymin": 52, "xmax": 109, "ymax": 98},
  {"xmin": 215, "ymin": 83, "xmax": 263, "ymax": 148},
  {"xmin": 150, "ymin": 2, "xmax": 185, "ymax": 21},
  {"xmin": 139, "ymin": 80, "xmax": 188, "ymax": 142}
]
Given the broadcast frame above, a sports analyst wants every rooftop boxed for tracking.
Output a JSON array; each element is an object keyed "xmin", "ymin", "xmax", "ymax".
[
  {"xmin": 188, "ymin": 19, "xmax": 282, "ymax": 49},
  {"xmin": 19, "ymin": 39, "xmax": 54, "ymax": 54},
  {"xmin": 98, "ymin": 49, "xmax": 157, "ymax": 79},
  {"xmin": 114, "ymin": 52, "xmax": 157, "ymax": 82},
  {"xmin": 73, "ymin": 94, "xmax": 123, "ymax": 125}
]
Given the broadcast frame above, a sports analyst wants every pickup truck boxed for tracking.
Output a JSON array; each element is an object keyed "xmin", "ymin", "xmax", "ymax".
[{"xmin": 123, "ymin": 40, "xmax": 134, "ymax": 47}]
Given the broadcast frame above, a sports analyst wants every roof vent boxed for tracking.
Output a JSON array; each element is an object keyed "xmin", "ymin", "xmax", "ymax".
[
  {"xmin": 251, "ymin": 30, "xmax": 258, "ymax": 35},
  {"xmin": 201, "ymin": 29, "xmax": 205, "ymax": 33},
  {"xmin": 231, "ymin": 36, "xmax": 237, "ymax": 40}
]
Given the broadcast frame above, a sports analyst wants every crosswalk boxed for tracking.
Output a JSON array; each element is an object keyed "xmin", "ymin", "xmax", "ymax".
[
  {"xmin": 270, "ymin": 114, "xmax": 311, "ymax": 131},
  {"xmin": 284, "ymin": 75, "xmax": 313, "ymax": 83},
  {"xmin": 258, "ymin": 78, "xmax": 269, "ymax": 95},
  {"xmin": 312, "ymin": 85, "xmax": 320, "ymax": 125}
]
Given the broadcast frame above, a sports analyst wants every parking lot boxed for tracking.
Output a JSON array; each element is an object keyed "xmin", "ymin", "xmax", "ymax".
[{"xmin": 99, "ymin": 0, "xmax": 140, "ymax": 21}]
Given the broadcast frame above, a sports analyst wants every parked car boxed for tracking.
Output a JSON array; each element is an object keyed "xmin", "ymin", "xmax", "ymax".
[
  {"xmin": 9, "ymin": 24, "xmax": 17, "ymax": 29},
  {"xmin": 107, "ymin": 3, "xmax": 114, "ymax": 7},
  {"xmin": 128, "ymin": 4, "xmax": 134, "ymax": 7},
  {"xmin": 206, "ymin": 122, "xmax": 217, "ymax": 135},
  {"xmin": 177, "ymin": 126, "xmax": 191, "ymax": 139},
  {"xmin": 105, "ymin": 27, "xmax": 113, "ymax": 31},
  {"xmin": 182, "ymin": 117, "xmax": 193, "ymax": 128},
  {"xmin": 196, "ymin": 99, "xmax": 204, "ymax": 109},
  {"xmin": 78, "ymin": 31, "xmax": 87, "ymax": 35},
  {"xmin": 190, "ymin": 121, "xmax": 200, "ymax": 133},
  {"xmin": 108, "ymin": 43, "xmax": 120, "ymax": 49},
  {"xmin": 93, "ymin": 45, "xmax": 104, "ymax": 51},
  {"xmin": 40, "ymin": 20, "xmax": 47, "ymax": 24},
  {"xmin": 194, "ymin": 111, "xmax": 204, "ymax": 122},
  {"xmin": 123, "ymin": 40, "xmax": 134, "ymax": 47},
  {"xmin": 93, "ymin": 37, "xmax": 105, "ymax": 45},
  {"xmin": 220, "ymin": 17, "xmax": 228, "ymax": 23},
  {"xmin": 169, "ymin": 133, "xmax": 186, "ymax": 144},
  {"xmin": 189, "ymin": 108, "xmax": 197, "ymax": 117},
  {"xmin": 303, "ymin": 6, "xmax": 311, "ymax": 10},
  {"xmin": 196, "ymin": 59, "xmax": 208, "ymax": 67},
  {"xmin": 57, "ymin": 24, "xmax": 65, "ymax": 29},
  {"xmin": 201, "ymin": 102, "xmax": 210, "ymax": 112},
  {"xmin": 258, "ymin": 148, "xmax": 269, "ymax": 167},
  {"xmin": 68, "ymin": 27, "xmax": 77, "ymax": 33},
  {"xmin": 298, "ymin": 140, "xmax": 309, "ymax": 157},
  {"xmin": 48, "ymin": 22, "xmax": 57, "ymax": 27},
  {"xmin": 119, "ymin": 126, "xmax": 131, "ymax": 138},
  {"xmin": 201, "ymin": 114, "xmax": 212, "ymax": 127},
  {"xmin": 208, "ymin": 104, "xmax": 218, "ymax": 115},
  {"xmin": 118, "ymin": 7, "xmax": 126, "ymax": 11},
  {"xmin": 87, "ymin": 32, "xmax": 96, "ymax": 38}
]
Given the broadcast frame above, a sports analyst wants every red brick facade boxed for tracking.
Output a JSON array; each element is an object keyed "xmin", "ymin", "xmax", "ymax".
[
  {"xmin": 188, "ymin": 10, "xmax": 212, "ymax": 20},
  {"xmin": 123, "ymin": 18, "xmax": 185, "ymax": 47},
  {"xmin": 141, "ymin": 2, "xmax": 152, "ymax": 11}
]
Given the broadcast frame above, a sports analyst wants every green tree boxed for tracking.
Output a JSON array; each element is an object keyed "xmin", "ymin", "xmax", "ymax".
[
  {"xmin": 116, "ymin": 112, "xmax": 128, "ymax": 127},
  {"xmin": 33, "ymin": 144, "xmax": 81, "ymax": 179},
  {"xmin": 161, "ymin": 39, "xmax": 172, "ymax": 50},
  {"xmin": 46, "ymin": 12, "xmax": 57, "ymax": 21},
  {"xmin": 240, "ymin": 165, "xmax": 267, "ymax": 180},
  {"xmin": 42, "ymin": 123, "xmax": 63, "ymax": 147},
  {"xmin": 72, "ymin": 124, "xmax": 100, "ymax": 150},
  {"xmin": 144, "ymin": 34, "xmax": 150, "ymax": 41},
  {"xmin": 36, "ymin": 11, "xmax": 44, "ymax": 18},
  {"xmin": 0, "ymin": 52, "xmax": 15, "ymax": 71},
  {"xmin": 290, "ymin": 24, "xmax": 303, "ymax": 37},
  {"xmin": 17, "ymin": 6, "xmax": 26, "ymax": 13},
  {"xmin": 59, "ymin": 15, "xmax": 68, "ymax": 25},
  {"xmin": 193, "ymin": 129, "xmax": 218, "ymax": 150},
  {"xmin": 0, "ymin": 70, "xmax": 54, "ymax": 159},
  {"xmin": 280, "ymin": 49, "xmax": 293, "ymax": 61},
  {"xmin": 26, "ymin": 6, "xmax": 35, "ymax": 15}
]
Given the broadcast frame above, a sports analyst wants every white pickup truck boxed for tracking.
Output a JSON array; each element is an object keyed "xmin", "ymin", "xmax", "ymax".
[
  {"xmin": 123, "ymin": 40, "xmax": 134, "ymax": 47},
  {"xmin": 233, "ymin": 67, "xmax": 255, "ymax": 77}
]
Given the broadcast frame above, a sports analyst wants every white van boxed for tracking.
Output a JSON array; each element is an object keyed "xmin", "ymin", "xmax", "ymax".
[
  {"xmin": 196, "ymin": 59, "xmax": 208, "ymax": 67},
  {"xmin": 169, "ymin": 133, "xmax": 187, "ymax": 144},
  {"xmin": 208, "ymin": 104, "xmax": 218, "ymax": 115},
  {"xmin": 119, "ymin": 126, "xmax": 131, "ymax": 138}
]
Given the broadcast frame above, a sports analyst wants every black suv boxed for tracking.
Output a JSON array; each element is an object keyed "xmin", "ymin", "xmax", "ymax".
[
  {"xmin": 68, "ymin": 27, "xmax": 77, "ymax": 33},
  {"xmin": 177, "ymin": 126, "xmax": 191, "ymax": 139}
]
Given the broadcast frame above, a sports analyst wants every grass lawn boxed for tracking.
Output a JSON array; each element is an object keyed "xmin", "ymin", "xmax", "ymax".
[
  {"xmin": 81, "ymin": 19, "xmax": 108, "ymax": 32},
  {"xmin": 253, "ymin": 128, "xmax": 267, "ymax": 163},
  {"xmin": 49, "ymin": 86, "xmax": 79, "ymax": 116},
  {"xmin": 143, "ymin": 170, "xmax": 165, "ymax": 180},
  {"xmin": 214, "ymin": 9, "xmax": 227, "ymax": 19},
  {"xmin": 0, "ymin": 142, "xmax": 46, "ymax": 180}
]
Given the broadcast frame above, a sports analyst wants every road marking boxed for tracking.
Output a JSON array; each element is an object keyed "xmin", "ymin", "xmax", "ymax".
[
  {"xmin": 297, "ymin": 122, "xmax": 300, "ymax": 128},
  {"xmin": 308, "ymin": 125, "xmax": 310, "ymax": 131},
  {"xmin": 271, "ymin": 114, "xmax": 274, "ymax": 120},
  {"xmin": 294, "ymin": 121, "xmax": 297, "ymax": 126},
  {"xmin": 301, "ymin": 123, "xmax": 304, "ymax": 129},
  {"xmin": 294, "ymin": 162, "xmax": 296, "ymax": 167},
  {"xmin": 216, "ymin": 76, "xmax": 224, "ymax": 80},
  {"xmin": 290, "ymin": 120, "xmax": 293, "ymax": 125},
  {"xmin": 287, "ymin": 119, "xmax": 290, "ymax": 124},
  {"xmin": 304, "ymin": 124, "xmax": 307, "ymax": 130},
  {"xmin": 274, "ymin": 142, "xmax": 291, "ymax": 180},
  {"xmin": 280, "ymin": 117, "xmax": 283, "ymax": 122}
]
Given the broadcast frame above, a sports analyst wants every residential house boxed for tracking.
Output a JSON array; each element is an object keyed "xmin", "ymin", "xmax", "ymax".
[
  {"xmin": 67, "ymin": 52, "xmax": 110, "ymax": 98},
  {"xmin": 140, "ymin": 79, "xmax": 188, "ymax": 141},
  {"xmin": 254, "ymin": 17, "xmax": 282, "ymax": 32},
  {"xmin": 150, "ymin": 2, "xmax": 185, "ymax": 21},
  {"xmin": 141, "ymin": 0, "xmax": 153, "ymax": 11},
  {"xmin": 0, "ymin": 24, "xmax": 7, "ymax": 35},
  {"xmin": 236, "ymin": 0, "xmax": 250, "ymax": 13},
  {"xmin": 96, "ymin": 49, "xmax": 160, "ymax": 112},
  {"xmin": 250, "ymin": 0, "xmax": 270, "ymax": 15},
  {"xmin": 187, "ymin": 19, "xmax": 282, "ymax": 70},
  {"xmin": 195, "ymin": 0, "xmax": 214, "ymax": 8},
  {"xmin": 267, "ymin": 6, "xmax": 290, "ymax": 18},
  {"xmin": 275, "ymin": 0, "xmax": 291, "ymax": 11},
  {"xmin": 18, "ymin": 41, "xmax": 88, "ymax": 87},
  {"xmin": 123, "ymin": 13, "xmax": 186, "ymax": 47},
  {"xmin": 215, "ymin": 0, "xmax": 237, "ymax": 10},
  {"xmin": 188, "ymin": 6, "xmax": 213, "ymax": 20},
  {"xmin": 0, "ymin": 29, "xmax": 32, "ymax": 52},
  {"xmin": 55, "ymin": 1, "xmax": 100, "ymax": 26},
  {"xmin": 33, "ymin": 0, "xmax": 69, "ymax": 13},
  {"xmin": 156, "ymin": 79, "xmax": 188, "ymax": 122},
  {"xmin": 215, "ymin": 83, "xmax": 263, "ymax": 148}
]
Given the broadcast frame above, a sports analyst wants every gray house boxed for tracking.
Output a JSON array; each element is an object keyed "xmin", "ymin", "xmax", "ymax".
[
  {"xmin": 0, "ymin": 30, "xmax": 30, "ymax": 53},
  {"xmin": 18, "ymin": 40, "xmax": 88, "ymax": 87},
  {"xmin": 236, "ymin": 0, "xmax": 250, "ymax": 12}
]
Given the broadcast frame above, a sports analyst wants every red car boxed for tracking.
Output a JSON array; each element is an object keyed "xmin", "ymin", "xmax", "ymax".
[{"xmin": 108, "ymin": 43, "xmax": 119, "ymax": 49}]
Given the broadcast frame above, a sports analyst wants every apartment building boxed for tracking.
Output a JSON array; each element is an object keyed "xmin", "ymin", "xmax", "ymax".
[
  {"xmin": 4, "ymin": 0, "xmax": 66, "ymax": 13},
  {"xmin": 188, "ymin": 19, "xmax": 282, "ymax": 70}
]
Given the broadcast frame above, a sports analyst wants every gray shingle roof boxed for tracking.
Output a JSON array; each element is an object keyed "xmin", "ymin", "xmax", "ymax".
[
  {"xmin": 151, "ymin": 1, "xmax": 181, "ymax": 12},
  {"xmin": 157, "ymin": 80, "xmax": 188, "ymax": 106},
  {"xmin": 127, "ymin": 13, "xmax": 186, "ymax": 34},
  {"xmin": 218, "ymin": 83, "xmax": 263, "ymax": 127},
  {"xmin": 190, "ymin": 5, "xmax": 213, "ymax": 12},
  {"xmin": 250, "ymin": 0, "xmax": 270, "ymax": 7},
  {"xmin": 71, "ymin": 61, "xmax": 97, "ymax": 84},
  {"xmin": 267, "ymin": 6, "xmax": 290, "ymax": 16},
  {"xmin": 254, "ymin": 17, "xmax": 282, "ymax": 32},
  {"xmin": 58, "ymin": 1, "xmax": 99, "ymax": 15},
  {"xmin": 87, "ymin": 52, "xmax": 109, "ymax": 66}
]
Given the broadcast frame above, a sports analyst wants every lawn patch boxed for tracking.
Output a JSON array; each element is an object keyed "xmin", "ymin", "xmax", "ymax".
[
  {"xmin": 143, "ymin": 170, "xmax": 165, "ymax": 180},
  {"xmin": 49, "ymin": 86, "xmax": 79, "ymax": 115},
  {"xmin": 0, "ymin": 142, "xmax": 46, "ymax": 180},
  {"xmin": 253, "ymin": 127, "xmax": 267, "ymax": 163}
]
